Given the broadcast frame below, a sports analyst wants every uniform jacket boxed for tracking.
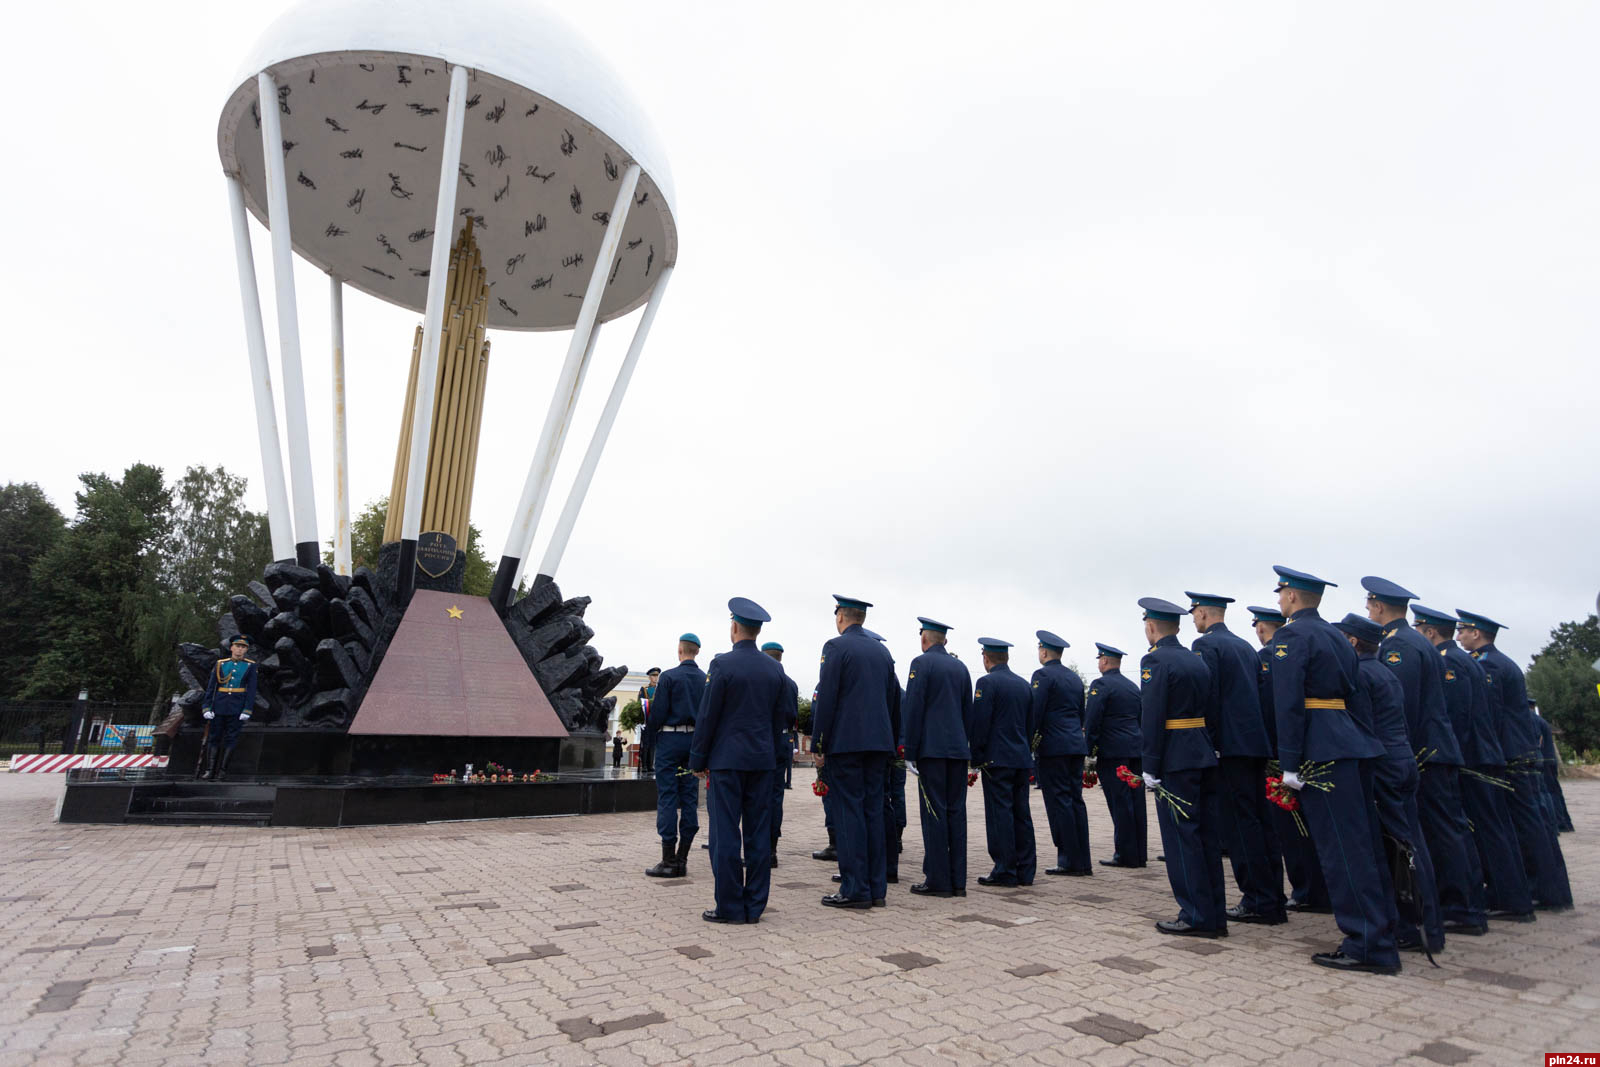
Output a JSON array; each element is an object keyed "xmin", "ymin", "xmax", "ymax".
[
  {"xmin": 1356, "ymin": 652, "xmax": 1411, "ymax": 761},
  {"xmin": 1029, "ymin": 659, "xmax": 1088, "ymax": 757},
  {"xmin": 900, "ymin": 643, "xmax": 974, "ymax": 762},
  {"xmin": 1269, "ymin": 608, "xmax": 1383, "ymax": 770},
  {"xmin": 1473, "ymin": 643, "xmax": 1539, "ymax": 762},
  {"xmin": 811, "ymin": 623, "xmax": 901, "ymax": 755},
  {"xmin": 1256, "ymin": 646, "xmax": 1278, "ymax": 750},
  {"xmin": 1438, "ymin": 640, "xmax": 1501, "ymax": 767},
  {"xmin": 970, "ymin": 662, "xmax": 1033, "ymax": 768},
  {"xmin": 776, "ymin": 669, "xmax": 799, "ymax": 768},
  {"xmin": 646, "ymin": 660, "xmax": 706, "ymax": 735},
  {"xmin": 1378, "ymin": 619, "xmax": 1462, "ymax": 765},
  {"xmin": 1192, "ymin": 622, "xmax": 1273, "ymax": 758},
  {"xmin": 1083, "ymin": 668, "xmax": 1142, "ymax": 758},
  {"xmin": 1139, "ymin": 634, "xmax": 1215, "ymax": 777},
  {"xmin": 202, "ymin": 659, "xmax": 257, "ymax": 717},
  {"xmin": 689, "ymin": 640, "xmax": 790, "ymax": 771}
]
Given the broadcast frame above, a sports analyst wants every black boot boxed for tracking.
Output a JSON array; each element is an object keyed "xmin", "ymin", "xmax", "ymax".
[
  {"xmin": 208, "ymin": 746, "xmax": 232, "ymax": 781},
  {"xmin": 812, "ymin": 829, "xmax": 837, "ymax": 861},
  {"xmin": 673, "ymin": 834, "xmax": 695, "ymax": 875},
  {"xmin": 646, "ymin": 840, "xmax": 680, "ymax": 878},
  {"xmin": 194, "ymin": 747, "xmax": 213, "ymax": 780}
]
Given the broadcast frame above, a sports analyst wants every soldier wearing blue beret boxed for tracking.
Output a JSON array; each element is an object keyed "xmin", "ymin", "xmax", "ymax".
[
  {"xmin": 1270, "ymin": 567, "xmax": 1398, "ymax": 973},
  {"xmin": 1137, "ymin": 598, "xmax": 1225, "ymax": 937},
  {"xmin": 1456, "ymin": 610, "xmax": 1573, "ymax": 910},
  {"xmin": 1084, "ymin": 642, "xmax": 1146, "ymax": 868},
  {"xmin": 689, "ymin": 598, "xmax": 790, "ymax": 923},
  {"xmin": 760, "ymin": 642, "xmax": 799, "ymax": 867},
  {"xmin": 1411, "ymin": 606, "xmax": 1534, "ymax": 921},
  {"xmin": 901, "ymin": 617, "xmax": 975, "ymax": 897},
  {"xmin": 1031, "ymin": 630, "xmax": 1092, "ymax": 876},
  {"xmin": 971, "ymin": 638, "xmax": 1037, "ymax": 887},
  {"xmin": 812, "ymin": 596, "xmax": 901, "ymax": 909},
  {"xmin": 1249, "ymin": 606, "xmax": 1329, "ymax": 914},
  {"xmin": 644, "ymin": 633, "xmax": 706, "ymax": 879},
  {"xmin": 1362, "ymin": 577, "xmax": 1486, "ymax": 936},
  {"xmin": 197, "ymin": 635, "xmax": 257, "ymax": 781},
  {"xmin": 1335, "ymin": 613, "xmax": 1445, "ymax": 956},
  {"xmin": 1187, "ymin": 592, "xmax": 1285, "ymax": 926}
]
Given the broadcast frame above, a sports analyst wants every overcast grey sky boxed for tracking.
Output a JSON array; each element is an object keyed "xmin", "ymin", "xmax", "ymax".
[{"xmin": 3, "ymin": 1, "xmax": 1597, "ymax": 693}]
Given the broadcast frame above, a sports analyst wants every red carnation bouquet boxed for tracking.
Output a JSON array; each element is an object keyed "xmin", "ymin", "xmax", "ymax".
[
  {"xmin": 1115, "ymin": 764, "xmax": 1141, "ymax": 788},
  {"xmin": 1116, "ymin": 764, "xmax": 1192, "ymax": 819},
  {"xmin": 811, "ymin": 779, "xmax": 829, "ymax": 798},
  {"xmin": 1082, "ymin": 768, "xmax": 1099, "ymax": 789},
  {"xmin": 967, "ymin": 770, "xmax": 980, "ymax": 788}
]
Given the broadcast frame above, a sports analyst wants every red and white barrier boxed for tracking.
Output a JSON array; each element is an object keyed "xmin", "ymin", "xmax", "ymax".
[{"xmin": 7, "ymin": 754, "xmax": 170, "ymax": 773}]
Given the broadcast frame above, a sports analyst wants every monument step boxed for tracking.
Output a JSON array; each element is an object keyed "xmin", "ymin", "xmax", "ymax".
[
  {"xmin": 134, "ymin": 796, "xmax": 275, "ymax": 815},
  {"xmin": 123, "ymin": 811, "xmax": 272, "ymax": 827}
]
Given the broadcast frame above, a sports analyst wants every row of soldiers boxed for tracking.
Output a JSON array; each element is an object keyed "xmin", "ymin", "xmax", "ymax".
[{"xmin": 637, "ymin": 578, "xmax": 1575, "ymax": 967}]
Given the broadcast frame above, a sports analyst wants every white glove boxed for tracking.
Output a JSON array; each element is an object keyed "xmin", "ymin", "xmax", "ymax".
[
  {"xmin": 1142, "ymin": 772, "xmax": 1160, "ymax": 789},
  {"xmin": 203, "ymin": 711, "xmax": 215, "ymax": 720},
  {"xmin": 1281, "ymin": 770, "xmax": 1304, "ymax": 791},
  {"xmin": 240, "ymin": 713, "xmax": 250, "ymax": 722}
]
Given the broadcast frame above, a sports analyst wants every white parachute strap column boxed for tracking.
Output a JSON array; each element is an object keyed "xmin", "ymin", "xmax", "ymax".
[
  {"xmin": 257, "ymin": 71, "xmax": 320, "ymax": 568},
  {"xmin": 536, "ymin": 266, "xmax": 672, "ymax": 580},
  {"xmin": 396, "ymin": 63, "xmax": 472, "ymax": 601},
  {"xmin": 329, "ymin": 274, "xmax": 352, "ymax": 575},
  {"xmin": 490, "ymin": 163, "xmax": 641, "ymax": 612},
  {"xmin": 224, "ymin": 175, "xmax": 295, "ymax": 562}
]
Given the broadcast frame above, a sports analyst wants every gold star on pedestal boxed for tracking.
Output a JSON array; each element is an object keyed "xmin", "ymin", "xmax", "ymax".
[{"xmin": 447, "ymin": 605, "xmax": 464, "ymax": 620}]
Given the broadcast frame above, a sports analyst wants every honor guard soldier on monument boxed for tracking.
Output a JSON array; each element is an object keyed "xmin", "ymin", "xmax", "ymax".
[
  {"xmin": 1412, "ymin": 605, "xmax": 1533, "ymax": 922},
  {"xmin": 689, "ymin": 598, "xmax": 790, "ymax": 924},
  {"xmin": 1187, "ymin": 592, "xmax": 1285, "ymax": 925},
  {"xmin": 638, "ymin": 668, "xmax": 662, "ymax": 774},
  {"xmin": 197, "ymin": 635, "xmax": 257, "ymax": 781},
  {"xmin": 900, "ymin": 617, "xmax": 974, "ymax": 897},
  {"xmin": 644, "ymin": 634, "xmax": 705, "ymax": 879},
  {"xmin": 1335, "ymin": 613, "xmax": 1445, "ymax": 956},
  {"xmin": 1362, "ymin": 577, "xmax": 1486, "ymax": 935},
  {"xmin": 761, "ymin": 641, "xmax": 798, "ymax": 867},
  {"xmin": 811, "ymin": 595, "xmax": 901, "ymax": 909},
  {"xmin": 970, "ymin": 637, "xmax": 1037, "ymax": 888},
  {"xmin": 1270, "ymin": 566, "xmax": 1399, "ymax": 973},
  {"xmin": 1031, "ymin": 630, "xmax": 1092, "ymax": 876},
  {"xmin": 1084, "ymin": 642, "xmax": 1146, "ymax": 868},
  {"xmin": 1456, "ymin": 609, "xmax": 1573, "ymax": 910},
  {"xmin": 1137, "ymin": 598, "xmax": 1225, "ymax": 937}
]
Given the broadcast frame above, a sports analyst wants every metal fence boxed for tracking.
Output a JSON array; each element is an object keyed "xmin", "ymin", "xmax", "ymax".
[{"xmin": 0, "ymin": 701, "xmax": 158, "ymax": 759}]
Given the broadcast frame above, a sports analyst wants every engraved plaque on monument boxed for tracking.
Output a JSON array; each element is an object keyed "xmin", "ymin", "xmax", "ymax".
[{"xmin": 416, "ymin": 532, "xmax": 458, "ymax": 578}]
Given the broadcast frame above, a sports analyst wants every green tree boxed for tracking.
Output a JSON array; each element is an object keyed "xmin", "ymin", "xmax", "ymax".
[
  {"xmin": 795, "ymin": 698, "xmax": 812, "ymax": 736},
  {"xmin": 331, "ymin": 495, "xmax": 497, "ymax": 596},
  {"xmin": 23, "ymin": 465, "xmax": 172, "ymax": 701},
  {"xmin": 462, "ymin": 524, "xmax": 496, "ymax": 597},
  {"xmin": 1528, "ymin": 614, "xmax": 1600, "ymax": 757},
  {"xmin": 618, "ymin": 699, "xmax": 644, "ymax": 733},
  {"xmin": 0, "ymin": 483, "xmax": 67, "ymax": 697}
]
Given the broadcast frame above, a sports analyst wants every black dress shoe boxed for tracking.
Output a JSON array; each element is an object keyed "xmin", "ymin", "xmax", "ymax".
[
  {"xmin": 832, "ymin": 874, "xmax": 841, "ymax": 882},
  {"xmin": 1285, "ymin": 900, "xmax": 1334, "ymax": 915},
  {"xmin": 1534, "ymin": 901, "xmax": 1574, "ymax": 912},
  {"xmin": 886, "ymin": 873, "xmax": 898, "ymax": 884},
  {"xmin": 1098, "ymin": 858, "xmax": 1125, "ymax": 868},
  {"xmin": 702, "ymin": 910, "xmax": 740, "ymax": 924},
  {"xmin": 909, "ymin": 882, "xmax": 953, "ymax": 898},
  {"xmin": 821, "ymin": 893, "xmax": 872, "ymax": 910},
  {"xmin": 1488, "ymin": 909, "xmax": 1536, "ymax": 923},
  {"xmin": 977, "ymin": 875, "xmax": 1018, "ymax": 887},
  {"xmin": 1443, "ymin": 921, "xmax": 1487, "ymax": 936},
  {"xmin": 1064, "ymin": 869, "xmax": 1093, "ymax": 877},
  {"xmin": 1155, "ymin": 919, "xmax": 1219, "ymax": 938},
  {"xmin": 812, "ymin": 847, "xmax": 837, "ymax": 861},
  {"xmin": 1396, "ymin": 936, "xmax": 1423, "ymax": 953},
  {"xmin": 1226, "ymin": 905, "xmax": 1287, "ymax": 925},
  {"xmin": 1155, "ymin": 854, "xmax": 1165, "ymax": 863},
  {"xmin": 1311, "ymin": 950, "xmax": 1400, "ymax": 975},
  {"xmin": 1044, "ymin": 866, "xmax": 1071, "ymax": 876},
  {"xmin": 872, "ymin": 898, "xmax": 886, "ymax": 908},
  {"xmin": 952, "ymin": 888, "xmax": 967, "ymax": 897}
]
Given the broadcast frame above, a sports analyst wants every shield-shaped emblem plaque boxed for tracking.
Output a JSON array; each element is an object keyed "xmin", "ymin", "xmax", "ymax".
[{"xmin": 415, "ymin": 531, "xmax": 458, "ymax": 578}]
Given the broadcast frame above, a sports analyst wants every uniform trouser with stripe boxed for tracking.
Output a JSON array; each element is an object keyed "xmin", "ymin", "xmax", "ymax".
[
  {"xmin": 1459, "ymin": 765, "xmax": 1532, "ymax": 914},
  {"xmin": 885, "ymin": 761, "xmax": 907, "ymax": 880},
  {"xmin": 981, "ymin": 766, "xmax": 1037, "ymax": 884},
  {"xmin": 916, "ymin": 758, "xmax": 968, "ymax": 892},
  {"xmin": 829, "ymin": 752, "xmax": 888, "ymax": 902},
  {"xmin": 1274, "ymin": 799, "xmax": 1329, "ymax": 908},
  {"xmin": 1154, "ymin": 767, "xmax": 1226, "ymax": 931},
  {"xmin": 1217, "ymin": 756, "xmax": 1285, "ymax": 918},
  {"xmin": 1371, "ymin": 755, "xmax": 1443, "ymax": 952},
  {"xmin": 1096, "ymin": 755, "xmax": 1147, "ymax": 865},
  {"xmin": 653, "ymin": 733, "xmax": 699, "ymax": 844},
  {"xmin": 708, "ymin": 768, "xmax": 774, "ymax": 922},
  {"xmin": 1302, "ymin": 759, "xmax": 1399, "ymax": 967},
  {"xmin": 1507, "ymin": 769, "xmax": 1572, "ymax": 907},
  {"xmin": 1038, "ymin": 754, "xmax": 1090, "ymax": 870},
  {"xmin": 1417, "ymin": 764, "xmax": 1487, "ymax": 926}
]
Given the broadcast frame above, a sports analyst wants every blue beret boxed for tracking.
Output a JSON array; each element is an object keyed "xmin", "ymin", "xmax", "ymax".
[
  {"xmin": 917, "ymin": 616, "xmax": 952, "ymax": 634},
  {"xmin": 1334, "ymin": 613, "xmax": 1384, "ymax": 644},
  {"xmin": 977, "ymin": 637, "xmax": 1013, "ymax": 651},
  {"xmin": 863, "ymin": 629, "xmax": 887, "ymax": 642},
  {"xmin": 832, "ymin": 594, "xmax": 873, "ymax": 611},
  {"xmin": 1035, "ymin": 629, "xmax": 1070, "ymax": 651},
  {"xmin": 760, "ymin": 641, "xmax": 783, "ymax": 652},
  {"xmin": 1410, "ymin": 604, "xmax": 1457, "ymax": 628},
  {"xmin": 1094, "ymin": 642, "xmax": 1126, "ymax": 659},
  {"xmin": 1455, "ymin": 609, "xmax": 1506, "ymax": 633},
  {"xmin": 1361, "ymin": 576, "xmax": 1417, "ymax": 606},
  {"xmin": 227, "ymin": 634, "xmax": 248, "ymax": 646},
  {"xmin": 1138, "ymin": 597, "xmax": 1188, "ymax": 622},
  {"xmin": 1273, "ymin": 565, "xmax": 1336, "ymax": 594},
  {"xmin": 1247, "ymin": 605, "xmax": 1286, "ymax": 624},
  {"xmin": 679, "ymin": 632, "xmax": 701, "ymax": 646},
  {"xmin": 727, "ymin": 596, "xmax": 771, "ymax": 626},
  {"xmin": 1184, "ymin": 592, "xmax": 1234, "ymax": 608}
]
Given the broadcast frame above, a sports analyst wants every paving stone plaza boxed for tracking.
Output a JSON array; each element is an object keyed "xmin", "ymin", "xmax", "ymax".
[{"xmin": 0, "ymin": 771, "xmax": 1594, "ymax": 1065}]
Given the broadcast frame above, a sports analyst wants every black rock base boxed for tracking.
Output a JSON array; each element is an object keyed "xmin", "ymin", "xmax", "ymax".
[{"xmin": 168, "ymin": 727, "xmax": 564, "ymax": 779}]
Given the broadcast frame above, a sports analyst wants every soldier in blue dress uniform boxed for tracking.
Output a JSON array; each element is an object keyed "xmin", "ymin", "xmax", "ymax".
[
  {"xmin": 1335, "ymin": 613, "xmax": 1445, "ymax": 956},
  {"xmin": 1532, "ymin": 701, "xmax": 1574, "ymax": 832},
  {"xmin": 1270, "ymin": 566, "xmax": 1399, "ymax": 973},
  {"xmin": 1249, "ymin": 605, "xmax": 1329, "ymax": 913},
  {"xmin": 1362, "ymin": 577, "xmax": 1486, "ymax": 935},
  {"xmin": 862, "ymin": 629, "xmax": 908, "ymax": 885},
  {"xmin": 1188, "ymin": 592, "xmax": 1284, "ymax": 925},
  {"xmin": 198, "ymin": 635, "xmax": 257, "ymax": 781},
  {"xmin": 1412, "ymin": 606, "xmax": 1534, "ymax": 921},
  {"xmin": 812, "ymin": 595, "xmax": 901, "ymax": 909},
  {"xmin": 1031, "ymin": 630, "xmax": 1091, "ymax": 876},
  {"xmin": 1456, "ymin": 610, "xmax": 1573, "ymax": 910},
  {"xmin": 1084, "ymin": 642, "xmax": 1146, "ymax": 868},
  {"xmin": 689, "ymin": 598, "xmax": 791, "ymax": 924},
  {"xmin": 971, "ymin": 638, "xmax": 1036, "ymax": 887},
  {"xmin": 901, "ymin": 617, "xmax": 975, "ymax": 897},
  {"xmin": 1137, "ymin": 598, "xmax": 1225, "ymax": 937},
  {"xmin": 644, "ymin": 634, "xmax": 706, "ymax": 879},
  {"xmin": 761, "ymin": 642, "xmax": 799, "ymax": 868}
]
